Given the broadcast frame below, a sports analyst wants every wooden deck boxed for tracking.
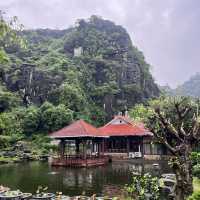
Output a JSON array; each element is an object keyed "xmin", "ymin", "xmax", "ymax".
[{"xmin": 51, "ymin": 155, "xmax": 110, "ymax": 167}]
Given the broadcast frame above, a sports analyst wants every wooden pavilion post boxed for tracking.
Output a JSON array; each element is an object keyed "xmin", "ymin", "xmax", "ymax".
[
  {"xmin": 75, "ymin": 139, "xmax": 80, "ymax": 155},
  {"xmin": 127, "ymin": 137, "xmax": 130, "ymax": 156},
  {"xmin": 59, "ymin": 139, "xmax": 66, "ymax": 158},
  {"xmin": 141, "ymin": 137, "xmax": 144, "ymax": 157},
  {"xmin": 83, "ymin": 140, "xmax": 87, "ymax": 160},
  {"xmin": 102, "ymin": 139, "xmax": 105, "ymax": 155},
  {"xmin": 92, "ymin": 140, "xmax": 95, "ymax": 153},
  {"xmin": 98, "ymin": 142, "xmax": 101, "ymax": 156},
  {"xmin": 94, "ymin": 141, "xmax": 98, "ymax": 156},
  {"xmin": 97, "ymin": 142, "xmax": 100, "ymax": 157}
]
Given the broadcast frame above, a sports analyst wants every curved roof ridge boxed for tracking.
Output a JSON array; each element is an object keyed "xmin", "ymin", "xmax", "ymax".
[
  {"xmin": 49, "ymin": 119, "xmax": 101, "ymax": 138},
  {"xmin": 103, "ymin": 115, "xmax": 134, "ymax": 127},
  {"xmin": 98, "ymin": 116, "xmax": 152, "ymax": 137}
]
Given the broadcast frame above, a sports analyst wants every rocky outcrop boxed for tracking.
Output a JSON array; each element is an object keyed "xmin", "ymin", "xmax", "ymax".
[
  {"xmin": 1, "ymin": 16, "xmax": 159, "ymax": 119},
  {"xmin": 1, "ymin": 64, "xmax": 65, "ymax": 105}
]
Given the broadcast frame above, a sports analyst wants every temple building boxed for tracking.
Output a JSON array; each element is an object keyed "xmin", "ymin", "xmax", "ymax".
[{"xmin": 49, "ymin": 115, "xmax": 167, "ymax": 167}]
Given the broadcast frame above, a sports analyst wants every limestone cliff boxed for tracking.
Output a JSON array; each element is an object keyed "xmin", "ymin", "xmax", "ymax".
[{"xmin": 0, "ymin": 16, "xmax": 159, "ymax": 120}]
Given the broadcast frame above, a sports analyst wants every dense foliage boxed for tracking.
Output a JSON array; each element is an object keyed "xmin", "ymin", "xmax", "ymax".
[
  {"xmin": 125, "ymin": 173, "xmax": 160, "ymax": 199},
  {"xmin": 0, "ymin": 103, "xmax": 73, "ymax": 146},
  {"xmin": 191, "ymin": 152, "xmax": 200, "ymax": 179},
  {"xmin": 0, "ymin": 15, "xmax": 159, "ymax": 151},
  {"xmin": 188, "ymin": 191, "xmax": 200, "ymax": 200},
  {"xmin": 129, "ymin": 103, "xmax": 153, "ymax": 122},
  {"xmin": 0, "ymin": 11, "xmax": 25, "ymax": 64}
]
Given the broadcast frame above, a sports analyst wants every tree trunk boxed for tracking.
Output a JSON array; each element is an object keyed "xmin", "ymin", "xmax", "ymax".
[
  {"xmin": 174, "ymin": 148, "xmax": 193, "ymax": 200},
  {"xmin": 175, "ymin": 187, "xmax": 184, "ymax": 200}
]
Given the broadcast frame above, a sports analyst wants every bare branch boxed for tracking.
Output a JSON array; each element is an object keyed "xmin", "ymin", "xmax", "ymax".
[
  {"xmin": 150, "ymin": 126, "xmax": 178, "ymax": 155},
  {"xmin": 181, "ymin": 107, "xmax": 192, "ymax": 118},
  {"xmin": 192, "ymin": 117, "xmax": 200, "ymax": 139},
  {"xmin": 179, "ymin": 122, "xmax": 187, "ymax": 136},
  {"xmin": 163, "ymin": 140, "xmax": 178, "ymax": 156},
  {"xmin": 154, "ymin": 108, "xmax": 184, "ymax": 142},
  {"xmin": 174, "ymin": 97, "xmax": 191, "ymax": 118},
  {"xmin": 174, "ymin": 102, "xmax": 183, "ymax": 120},
  {"xmin": 174, "ymin": 102, "xmax": 192, "ymax": 137},
  {"xmin": 190, "ymin": 103, "xmax": 200, "ymax": 139}
]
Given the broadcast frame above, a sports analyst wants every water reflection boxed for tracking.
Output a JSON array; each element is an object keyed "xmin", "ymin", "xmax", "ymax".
[{"xmin": 0, "ymin": 161, "xmax": 171, "ymax": 196}]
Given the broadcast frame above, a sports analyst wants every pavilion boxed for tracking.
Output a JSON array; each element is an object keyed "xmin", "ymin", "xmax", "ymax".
[{"xmin": 49, "ymin": 115, "xmax": 165, "ymax": 167}]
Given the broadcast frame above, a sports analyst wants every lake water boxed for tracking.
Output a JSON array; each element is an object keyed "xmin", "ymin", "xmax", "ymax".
[{"xmin": 0, "ymin": 161, "xmax": 171, "ymax": 196}]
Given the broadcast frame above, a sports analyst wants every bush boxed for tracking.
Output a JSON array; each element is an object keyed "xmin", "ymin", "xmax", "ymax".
[
  {"xmin": 191, "ymin": 152, "xmax": 200, "ymax": 179},
  {"xmin": 0, "ymin": 134, "xmax": 23, "ymax": 148},
  {"xmin": 191, "ymin": 152, "xmax": 198, "ymax": 165},
  {"xmin": 0, "ymin": 90, "xmax": 22, "ymax": 112},
  {"xmin": 0, "ymin": 135, "xmax": 11, "ymax": 148},
  {"xmin": 191, "ymin": 152, "xmax": 200, "ymax": 166},
  {"xmin": 188, "ymin": 191, "xmax": 200, "ymax": 200},
  {"xmin": 0, "ymin": 110, "xmax": 24, "ymax": 136},
  {"xmin": 31, "ymin": 135, "xmax": 57, "ymax": 155},
  {"xmin": 125, "ymin": 173, "xmax": 160, "ymax": 200},
  {"xmin": 193, "ymin": 164, "xmax": 200, "ymax": 179}
]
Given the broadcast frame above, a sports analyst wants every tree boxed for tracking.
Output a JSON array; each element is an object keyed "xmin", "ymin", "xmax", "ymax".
[
  {"xmin": 40, "ymin": 102, "xmax": 73, "ymax": 132},
  {"xmin": 0, "ymin": 11, "xmax": 25, "ymax": 63},
  {"xmin": 0, "ymin": 89, "xmax": 21, "ymax": 112},
  {"xmin": 146, "ymin": 97, "xmax": 200, "ymax": 200},
  {"xmin": 129, "ymin": 103, "xmax": 153, "ymax": 122},
  {"xmin": 58, "ymin": 83, "xmax": 88, "ymax": 113},
  {"xmin": 0, "ymin": 109, "xmax": 24, "ymax": 136},
  {"xmin": 23, "ymin": 106, "xmax": 40, "ymax": 135},
  {"xmin": 0, "ymin": 107, "xmax": 25, "ymax": 148}
]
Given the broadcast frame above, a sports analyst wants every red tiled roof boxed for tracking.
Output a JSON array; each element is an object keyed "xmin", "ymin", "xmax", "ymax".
[
  {"xmin": 49, "ymin": 116, "xmax": 152, "ymax": 139},
  {"xmin": 98, "ymin": 116, "xmax": 152, "ymax": 137},
  {"xmin": 98, "ymin": 124, "xmax": 151, "ymax": 136},
  {"xmin": 50, "ymin": 119, "xmax": 102, "ymax": 139}
]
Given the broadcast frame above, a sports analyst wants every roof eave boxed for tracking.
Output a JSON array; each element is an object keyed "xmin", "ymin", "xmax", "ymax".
[{"xmin": 49, "ymin": 135, "xmax": 109, "ymax": 139}]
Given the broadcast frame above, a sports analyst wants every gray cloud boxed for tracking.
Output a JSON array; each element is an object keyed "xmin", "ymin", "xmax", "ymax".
[{"xmin": 1, "ymin": 0, "xmax": 200, "ymax": 87}]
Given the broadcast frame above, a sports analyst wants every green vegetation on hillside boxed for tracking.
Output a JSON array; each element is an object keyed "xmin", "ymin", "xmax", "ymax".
[{"xmin": 0, "ymin": 14, "xmax": 159, "ymax": 151}]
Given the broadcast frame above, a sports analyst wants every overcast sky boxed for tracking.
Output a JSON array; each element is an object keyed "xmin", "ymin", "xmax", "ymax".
[{"xmin": 1, "ymin": 0, "xmax": 199, "ymax": 88}]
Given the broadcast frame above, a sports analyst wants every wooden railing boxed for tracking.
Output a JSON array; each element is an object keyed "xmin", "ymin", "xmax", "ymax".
[
  {"xmin": 64, "ymin": 155, "xmax": 107, "ymax": 159},
  {"xmin": 51, "ymin": 155, "xmax": 110, "ymax": 167},
  {"xmin": 106, "ymin": 148, "xmax": 127, "ymax": 153}
]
